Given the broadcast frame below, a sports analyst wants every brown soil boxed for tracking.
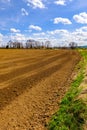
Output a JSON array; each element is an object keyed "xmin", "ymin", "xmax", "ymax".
[{"xmin": 0, "ymin": 49, "xmax": 81, "ymax": 130}]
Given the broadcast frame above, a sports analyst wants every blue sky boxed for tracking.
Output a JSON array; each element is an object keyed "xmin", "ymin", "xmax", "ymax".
[{"xmin": 0, "ymin": 0, "xmax": 87, "ymax": 46}]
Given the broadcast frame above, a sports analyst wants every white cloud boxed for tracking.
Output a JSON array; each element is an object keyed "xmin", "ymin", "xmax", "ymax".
[
  {"xmin": 53, "ymin": 17, "xmax": 72, "ymax": 24},
  {"xmin": 1, "ymin": 27, "xmax": 87, "ymax": 47},
  {"xmin": 46, "ymin": 28, "xmax": 87, "ymax": 46},
  {"xmin": 0, "ymin": 33, "xmax": 3, "ymax": 46},
  {"xmin": 10, "ymin": 33, "xmax": 26, "ymax": 42},
  {"xmin": 9, "ymin": 28, "xmax": 87, "ymax": 46},
  {"xmin": 0, "ymin": 33, "xmax": 3, "ymax": 41},
  {"xmin": 73, "ymin": 12, "xmax": 87, "ymax": 24},
  {"xmin": 10, "ymin": 28, "xmax": 20, "ymax": 33},
  {"xmin": 54, "ymin": 0, "xmax": 73, "ymax": 6},
  {"xmin": 29, "ymin": 25, "xmax": 42, "ymax": 31},
  {"xmin": 21, "ymin": 8, "xmax": 29, "ymax": 16},
  {"xmin": 76, "ymin": 26, "xmax": 87, "ymax": 32},
  {"xmin": 9, "ymin": 27, "xmax": 87, "ymax": 46},
  {"xmin": 25, "ymin": 0, "xmax": 45, "ymax": 9},
  {"xmin": 54, "ymin": 0, "xmax": 66, "ymax": 5},
  {"xmin": 47, "ymin": 29, "xmax": 68, "ymax": 35},
  {"xmin": 33, "ymin": 32, "xmax": 45, "ymax": 36}
]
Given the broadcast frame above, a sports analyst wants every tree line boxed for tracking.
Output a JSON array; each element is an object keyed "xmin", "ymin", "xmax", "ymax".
[
  {"xmin": 5, "ymin": 39, "xmax": 51, "ymax": 49},
  {"xmin": 1, "ymin": 39, "xmax": 78, "ymax": 49}
]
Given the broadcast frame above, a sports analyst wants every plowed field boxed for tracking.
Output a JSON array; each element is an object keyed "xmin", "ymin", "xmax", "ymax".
[{"xmin": 0, "ymin": 49, "xmax": 81, "ymax": 130}]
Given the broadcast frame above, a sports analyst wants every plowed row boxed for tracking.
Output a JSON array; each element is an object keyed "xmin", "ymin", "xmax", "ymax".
[{"xmin": 0, "ymin": 49, "xmax": 81, "ymax": 130}]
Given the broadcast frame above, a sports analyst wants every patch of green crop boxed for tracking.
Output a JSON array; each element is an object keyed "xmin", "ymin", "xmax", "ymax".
[{"xmin": 48, "ymin": 49, "xmax": 87, "ymax": 130}]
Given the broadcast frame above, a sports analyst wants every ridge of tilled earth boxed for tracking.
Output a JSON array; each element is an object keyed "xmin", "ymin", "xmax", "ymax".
[{"xmin": 0, "ymin": 50, "xmax": 81, "ymax": 130}]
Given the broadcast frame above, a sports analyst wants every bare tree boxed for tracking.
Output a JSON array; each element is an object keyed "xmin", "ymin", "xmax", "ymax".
[
  {"xmin": 45, "ymin": 40, "xmax": 51, "ymax": 48},
  {"xmin": 7, "ymin": 40, "xmax": 13, "ymax": 48},
  {"xmin": 34, "ymin": 41, "xmax": 41, "ymax": 49},
  {"xmin": 6, "ymin": 40, "xmax": 23, "ymax": 48},
  {"xmin": 26, "ymin": 39, "xmax": 33, "ymax": 48},
  {"xmin": 69, "ymin": 42, "xmax": 77, "ymax": 49}
]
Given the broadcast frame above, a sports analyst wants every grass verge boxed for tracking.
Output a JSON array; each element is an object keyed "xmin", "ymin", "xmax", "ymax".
[{"xmin": 48, "ymin": 49, "xmax": 87, "ymax": 130}]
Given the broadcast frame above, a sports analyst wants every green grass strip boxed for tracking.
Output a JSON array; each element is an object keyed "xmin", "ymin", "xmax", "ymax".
[{"xmin": 48, "ymin": 49, "xmax": 87, "ymax": 130}]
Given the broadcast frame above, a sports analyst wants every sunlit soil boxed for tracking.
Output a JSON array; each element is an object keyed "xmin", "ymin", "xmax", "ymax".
[{"xmin": 0, "ymin": 49, "xmax": 81, "ymax": 130}]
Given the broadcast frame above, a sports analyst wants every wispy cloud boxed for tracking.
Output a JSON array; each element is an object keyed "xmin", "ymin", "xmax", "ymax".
[
  {"xmin": 0, "ymin": 7, "xmax": 6, "ymax": 10},
  {"xmin": 21, "ymin": 8, "xmax": 29, "ymax": 16},
  {"xmin": 71, "ymin": 0, "xmax": 87, "ymax": 10},
  {"xmin": 0, "ymin": 15, "xmax": 21, "ymax": 28},
  {"xmin": 24, "ymin": 0, "xmax": 45, "ymax": 9},
  {"xmin": 0, "ymin": 0, "xmax": 11, "ymax": 3}
]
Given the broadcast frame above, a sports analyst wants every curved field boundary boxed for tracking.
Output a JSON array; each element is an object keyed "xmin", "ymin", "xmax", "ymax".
[{"xmin": 0, "ymin": 49, "xmax": 81, "ymax": 130}]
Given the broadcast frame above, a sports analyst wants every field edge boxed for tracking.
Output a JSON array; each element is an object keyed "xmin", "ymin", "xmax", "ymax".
[{"xmin": 48, "ymin": 49, "xmax": 87, "ymax": 130}]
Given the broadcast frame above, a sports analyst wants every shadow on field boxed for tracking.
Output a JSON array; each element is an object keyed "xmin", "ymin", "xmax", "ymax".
[
  {"xmin": 0, "ymin": 52, "xmax": 67, "ymax": 83},
  {"xmin": 0, "ymin": 56, "xmax": 71, "ymax": 110}
]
